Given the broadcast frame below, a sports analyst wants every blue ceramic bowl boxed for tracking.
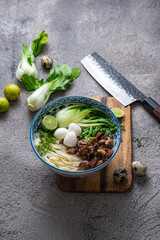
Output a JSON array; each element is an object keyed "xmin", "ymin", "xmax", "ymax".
[{"xmin": 30, "ymin": 96, "xmax": 121, "ymax": 177}]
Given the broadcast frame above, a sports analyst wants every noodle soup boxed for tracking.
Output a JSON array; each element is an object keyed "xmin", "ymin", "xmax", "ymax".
[{"xmin": 34, "ymin": 103, "xmax": 118, "ymax": 172}]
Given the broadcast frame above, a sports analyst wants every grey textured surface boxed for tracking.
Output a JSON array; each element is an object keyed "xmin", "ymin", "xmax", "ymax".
[{"xmin": 0, "ymin": 0, "xmax": 160, "ymax": 239}]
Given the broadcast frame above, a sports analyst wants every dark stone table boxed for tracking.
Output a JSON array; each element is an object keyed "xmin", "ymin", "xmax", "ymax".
[{"xmin": 1, "ymin": 0, "xmax": 160, "ymax": 239}]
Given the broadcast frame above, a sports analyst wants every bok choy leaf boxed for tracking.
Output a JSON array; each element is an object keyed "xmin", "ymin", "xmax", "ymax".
[
  {"xmin": 21, "ymin": 64, "xmax": 80, "ymax": 111},
  {"xmin": 22, "ymin": 74, "xmax": 44, "ymax": 91},
  {"xmin": 55, "ymin": 104, "xmax": 115, "ymax": 129},
  {"xmin": 56, "ymin": 105, "xmax": 91, "ymax": 128},
  {"xmin": 16, "ymin": 30, "xmax": 48, "ymax": 81}
]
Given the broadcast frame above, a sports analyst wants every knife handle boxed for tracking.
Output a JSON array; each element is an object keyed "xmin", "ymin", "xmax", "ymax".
[{"xmin": 143, "ymin": 97, "xmax": 160, "ymax": 121}]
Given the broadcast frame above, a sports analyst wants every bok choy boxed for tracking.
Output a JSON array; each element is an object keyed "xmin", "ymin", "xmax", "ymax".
[
  {"xmin": 16, "ymin": 30, "xmax": 48, "ymax": 81},
  {"xmin": 56, "ymin": 105, "xmax": 91, "ymax": 128},
  {"xmin": 56, "ymin": 105, "xmax": 118, "ymax": 133},
  {"xmin": 22, "ymin": 64, "xmax": 80, "ymax": 111}
]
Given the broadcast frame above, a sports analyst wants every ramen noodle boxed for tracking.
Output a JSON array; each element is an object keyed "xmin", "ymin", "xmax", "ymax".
[{"xmin": 35, "ymin": 136, "xmax": 82, "ymax": 171}]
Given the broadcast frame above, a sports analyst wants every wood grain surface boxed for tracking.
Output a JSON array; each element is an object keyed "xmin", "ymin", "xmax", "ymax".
[{"xmin": 56, "ymin": 97, "xmax": 132, "ymax": 192}]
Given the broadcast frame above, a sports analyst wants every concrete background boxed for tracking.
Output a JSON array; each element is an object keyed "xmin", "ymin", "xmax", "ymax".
[{"xmin": 0, "ymin": 0, "xmax": 160, "ymax": 239}]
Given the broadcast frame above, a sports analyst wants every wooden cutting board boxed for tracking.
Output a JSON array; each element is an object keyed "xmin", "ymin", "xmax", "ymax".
[{"xmin": 56, "ymin": 97, "xmax": 132, "ymax": 192}]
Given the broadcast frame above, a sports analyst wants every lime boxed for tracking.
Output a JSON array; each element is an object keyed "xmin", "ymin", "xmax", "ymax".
[
  {"xmin": 0, "ymin": 97, "xmax": 9, "ymax": 113},
  {"xmin": 111, "ymin": 108, "xmax": 124, "ymax": 118},
  {"xmin": 41, "ymin": 115, "xmax": 58, "ymax": 131},
  {"xmin": 4, "ymin": 84, "xmax": 20, "ymax": 101}
]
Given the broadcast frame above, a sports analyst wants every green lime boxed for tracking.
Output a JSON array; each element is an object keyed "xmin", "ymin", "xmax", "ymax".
[
  {"xmin": 4, "ymin": 84, "xmax": 20, "ymax": 100},
  {"xmin": 41, "ymin": 115, "xmax": 58, "ymax": 131},
  {"xmin": 111, "ymin": 108, "xmax": 124, "ymax": 118},
  {"xmin": 0, "ymin": 97, "xmax": 9, "ymax": 113}
]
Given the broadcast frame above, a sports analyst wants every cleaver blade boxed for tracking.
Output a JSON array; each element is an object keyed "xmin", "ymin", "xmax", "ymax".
[{"xmin": 81, "ymin": 52, "xmax": 160, "ymax": 121}]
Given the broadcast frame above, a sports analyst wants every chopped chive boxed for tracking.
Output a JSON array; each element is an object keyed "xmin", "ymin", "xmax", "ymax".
[
  {"xmin": 82, "ymin": 130, "xmax": 89, "ymax": 136},
  {"xmin": 89, "ymin": 126, "xmax": 93, "ymax": 135},
  {"xmin": 100, "ymin": 128, "xmax": 106, "ymax": 132},
  {"xmin": 132, "ymin": 137, "xmax": 142, "ymax": 147},
  {"xmin": 88, "ymin": 136, "xmax": 94, "ymax": 140},
  {"xmin": 137, "ymin": 142, "xmax": 142, "ymax": 147},
  {"xmin": 37, "ymin": 129, "xmax": 58, "ymax": 156},
  {"xmin": 121, "ymin": 125, "xmax": 126, "ymax": 131},
  {"xmin": 105, "ymin": 131, "xmax": 111, "ymax": 137}
]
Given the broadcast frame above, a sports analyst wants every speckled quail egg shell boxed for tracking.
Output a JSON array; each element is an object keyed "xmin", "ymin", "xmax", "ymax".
[
  {"xmin": 41, "ymin": 56, "xmax": 53, "ymax": 69},
  {"xmin": 132, "ymin": 161, "xmax": 147, "ymax": 176},
  {"xmin": 113, "ymin": 167, "xmax": 128, "ymax": 183}
]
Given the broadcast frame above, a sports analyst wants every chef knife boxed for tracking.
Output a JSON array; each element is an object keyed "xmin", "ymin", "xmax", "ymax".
[{"xmin": 81, "ymin": 52, "xmax": 160, "ymax": 121}]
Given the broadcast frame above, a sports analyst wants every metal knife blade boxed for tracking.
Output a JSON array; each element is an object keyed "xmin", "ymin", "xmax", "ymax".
[{"xmin": 81, "ymin": 52, "xmax": 146, "ymax": 106}]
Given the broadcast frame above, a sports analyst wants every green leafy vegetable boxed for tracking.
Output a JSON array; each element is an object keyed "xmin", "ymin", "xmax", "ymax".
[
  {"xmin": 29, "ymin": 31, "xmax": 48, "ymax": 57},
  {"xmin": 22, "ymin": 64, "xmax": 80, "ymax": 111},
  {"xmin": 71, "ymin": 68, "xmax": 81, "ymax": 80},
  {"xmin": 56, "ymin": 104, "xmax": 118, "ymax": 132},
  {"xmin": 50, "ymin": 67, "xmax": 80, "ymax": 81},
  {"xmin": 16, "ymin": 30, "xmax": 48, "ymax": 81},
  {"xmin": 22, "ymin": 74, "xmax": 44, "ymax": 91},
  {"xmin": 56, "ymin": 105, "xmax": 91, "ymax": 128}
]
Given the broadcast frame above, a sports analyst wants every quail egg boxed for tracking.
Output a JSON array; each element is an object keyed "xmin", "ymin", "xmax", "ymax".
[
  {"xmin": 132, "ymin": 161, "xmax": 147, "ymax": 176},
  {"xmin": 41, "ymin": 55, "xmax": 53, "ymax": 68},
  {"xmin": 68, "ymin": 123, "xmax": 82, "ymax": 136},
  {"xmin": 113, "ymin": 167, "xmax": 128, "ymax": 183},
  {"xmin": 54, "ymin": 128, "xmax": 69, "ymax": 140},
  {"xmin": 63, "ymin": 131, "xmax": 77, "ymax": 147}
]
